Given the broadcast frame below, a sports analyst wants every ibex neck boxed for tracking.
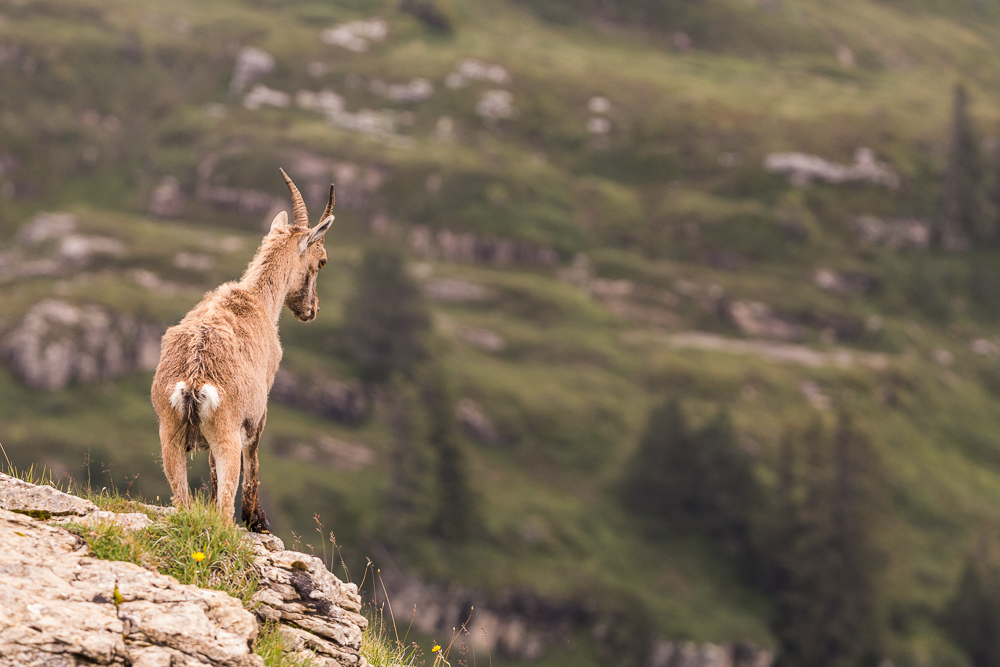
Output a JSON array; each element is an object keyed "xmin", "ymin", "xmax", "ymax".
[{"xmin": 239, "ymin": 238, "xmax": 296, "ymax": 324}]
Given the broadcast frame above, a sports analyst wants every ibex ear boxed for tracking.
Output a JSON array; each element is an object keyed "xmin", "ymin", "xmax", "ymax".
[
  {"xmin": 299, "ymin": 215, "xmax": 334, "ymax": 254},
  {"xmin": 269, "ymin": 210, "xmax": 289, "ymax": 233}
]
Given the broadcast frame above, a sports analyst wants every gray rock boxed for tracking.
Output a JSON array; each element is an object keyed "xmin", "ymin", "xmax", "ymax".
[
  {"xmin": 425, "ymin": 277, "xmax": 491, "ymax": 302},
  {"xmin": 456, "ymin": 399, "xmax": 503, "ymax": 445},
  {"xmin": 1, "ymin": 300, "xmax": 164, "ymax": 390},
  {"xmin": 648, "ymin": 640, "xmax": 774, "ymax": 667},
  {"xmin": 271, "ymin": 370, "xmax": 368, "ymax": 425},
  {"xmin": 0, "ymin": 472, "xmax": 97, "ymax": 517},
  {"xmin": 54, "ymin": 510, "xmax": 155, "ymax": 531},
  {"xmin": 272, "ymin": 435, "xmax": 374, "ymax": 472},
  {"xmin": 409, "ymin": 226, "xmax": 558, "ymax": 266},
  {"xmin": 0, "ymin": 477, "xmax": 370, "ymax": 666},
  {"xmin": 0, "ymin": 508, "xmax": 263, "ymax": 666},
  {"xmin": 148, "ymin": 176, "xmax": 186, "ymax": 219},
  {"xmin": 727, "ymin": 301, "xmax": 806, "ymax": 342},
  {"xmin": 247, "ymin": 534, "xmax": 368, "ymax": 666},
  {"xmin": 229, "ymin": 47, "xmax": 274, "ymax": 94}
]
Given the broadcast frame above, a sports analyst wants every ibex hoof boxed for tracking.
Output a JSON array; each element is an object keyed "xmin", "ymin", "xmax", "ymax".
[{"xmin": 245, "ymin": 509, "xmax": 271, "ymax": 534}]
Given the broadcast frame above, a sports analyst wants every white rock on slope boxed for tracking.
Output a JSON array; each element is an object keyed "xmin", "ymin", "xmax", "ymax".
[{"xmin": 0, "ymin": 472, "xmax": 98, "ymax": 517}]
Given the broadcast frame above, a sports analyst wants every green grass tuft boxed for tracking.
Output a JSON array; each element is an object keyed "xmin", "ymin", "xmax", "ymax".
[
  {"xmin": 67, "ymin": 495, "xmax": 259, "ymax": 606},
  {"xmin": 143, "ymin": 498, "xmax": 261, "ymax": 606},
  {"xmin": 361, "ymin": 611, "xmax": 423, "ymax": 667},
  {"xmin": 255, "ymin": 622, "xmax": 321, "ymax": 667}
]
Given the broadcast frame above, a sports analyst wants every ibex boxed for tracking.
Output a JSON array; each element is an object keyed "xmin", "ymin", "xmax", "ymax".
[{"xmin": 151, "ymin": 169, "xmax": 334, "ymax": 532}]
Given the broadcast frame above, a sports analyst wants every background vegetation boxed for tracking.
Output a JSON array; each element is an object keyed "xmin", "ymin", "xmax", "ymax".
[{"xmin": 5, "ymin": 0, "xmax": 1000, "ymax": 664}]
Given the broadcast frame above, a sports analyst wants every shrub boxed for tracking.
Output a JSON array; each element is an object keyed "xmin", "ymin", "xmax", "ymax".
[{"xmin": 399, "ymin": 0, "xmax": 453, "ymax": 33}]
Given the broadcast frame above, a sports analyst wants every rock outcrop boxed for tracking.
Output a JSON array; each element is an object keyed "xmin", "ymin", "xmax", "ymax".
[
  {"xmin": 0, "ymin": 507, "xmax": 263, "ymax": 666},
  {"xmin": 270, "ymin": 369, "xmax": 369, "ymax": 425},
  {"xmin": 0, "ymin": 473, "xmax": 98, "ymax": 518},
  {"xmin": 727, "ymin": 301, "xmax": 806, "ymax": 342},
  {"xmin": 764, "ymin": 148, "xmax": 899, "ymax": 189},
  {"xmin": 2, "ymin": 299, "xmax": 164, "ymax": 390},
  {"xmin": 409, "ymin": 225, "xmax": 558, "ymax": 266},
  {"xmin": 0, "ymin": 212, "xmax": 127, "ymax": 283},
  {"xmin": 377, "ymin": 570, "xmax": 775, "ymax": 667},
  {"xmin": 0, "ymin": 474, "xmax": 368, "ymax": 667},
  {"xmin": 250, "ymin": 534, "xmax": 368, "ymax": 666}
]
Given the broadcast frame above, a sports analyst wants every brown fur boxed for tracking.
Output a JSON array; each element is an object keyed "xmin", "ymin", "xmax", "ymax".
[{"xmin": 151, "ymin": 170, "xmax": 333, "ymax": 532}]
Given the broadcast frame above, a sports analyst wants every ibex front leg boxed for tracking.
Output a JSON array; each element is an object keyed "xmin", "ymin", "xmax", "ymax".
[{"xmin": 241, "ymin": 412, "xmax": 271, "ymax": 533}]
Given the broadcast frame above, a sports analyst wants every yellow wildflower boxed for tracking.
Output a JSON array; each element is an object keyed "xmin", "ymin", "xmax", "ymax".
[
  {"xmin": 191, "ymin": 552, "xmax": 206, "ymax": 562},
  {"xmin": 432, "ymin": 645, "xmax": 441, "ymax": 653}
]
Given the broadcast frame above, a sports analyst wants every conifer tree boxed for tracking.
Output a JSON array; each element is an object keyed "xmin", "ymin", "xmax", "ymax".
[
  {"xmin": 343, "ymin": 247, "xmax": 430, "ymax": 383},
  {"xmin": 947, "ymin": 524, "xmax": 1000, "ymax": 667},
  {"xmin": 417, "ymin": 362, "xmax": 479, "ymax": 542},
  {"xmin": 621, "ymin": 397, "xmax": 695, "ymax": 520},
  {"xmin": 697, "ymin": 408, "xmax": 758, "ymax": 547},
  {"xmin": 942, "ymin": 83, "xmax": 988, "ymax": 245},
  {"xmin": 622, "ymin": 399, "xmax": 757, "ymax": 551},
  {"xmin": 345, "ymin": 247, "xmax": 479, "ymax": 542},
  {"xmin": 764, "ymin": 414, "xmax": 883, "ymax": 667},
  {"xmin": 385, "ymin": 375, "xmax": 435, "ymax": 539}
]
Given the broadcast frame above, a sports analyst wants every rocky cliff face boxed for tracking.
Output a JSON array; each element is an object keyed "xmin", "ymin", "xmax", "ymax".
[
  {"xmin": 0, "ymin": 474, "xmax": 368, "ymax": 667},
  {"xmin": 2, "ymin": 299, "xmax": 163, "ymax": 390}
]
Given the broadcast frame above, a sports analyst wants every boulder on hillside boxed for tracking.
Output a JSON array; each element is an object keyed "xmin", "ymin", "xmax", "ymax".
[{"xmin": 727, "ymin": 301, "xmax": 806, "ymax": 341}]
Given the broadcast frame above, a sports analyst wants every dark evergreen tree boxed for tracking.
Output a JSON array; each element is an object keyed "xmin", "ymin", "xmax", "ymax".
[
  {"xmin": 417, "ymin": 362, "xmax": 479, "ymax": 542},
  {"xmin": 991, "ymin": 134, "xmax": 1000, "ymax": 246},
  {"xmin": 622, "ymin": 399, "xmax": 757, "ymax": 552},
  {"xmin": 342, "ymin": 247, "xmax": 430, "ymax": 383},
  {"xmin": 947, "ymin": 524, "xmax": 1000, "ymax": 667},
  {"xmin": 385, "ymin": 376, "xmax": 435, "ymax": 539},
  {"xmin": 621, "ymin": 397, "xmax": 695, "ymax": 520},
  {"xmin": 345, "ymin": 248, "xmax": 479, "ymax": 543},
  {"xmin": 942, "ymin": 83, "xmax": 988, "ymax": 245},
  {"xmin": 696, "ymin": 408, "xmax": 758, "ymax": 547},
  {"xmin": 763, "ymin": 414, "xmax": 884, "ymax": 667}
]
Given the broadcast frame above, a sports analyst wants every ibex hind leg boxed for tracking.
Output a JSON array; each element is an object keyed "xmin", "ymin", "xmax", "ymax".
[
  {"xmin": 202, "ymin": 424, "xmax": 242, "ymax": 523},
  {"xmin": 159, "ymin": 419, "xmax": 191, "ymax": 507},
  {"xmin": 209, "ymin": 454, "xmax": 218, "ymax": 504},
  {"xmin": 241, "ymin": 411, "xmax": 271, "ymax": 534}
]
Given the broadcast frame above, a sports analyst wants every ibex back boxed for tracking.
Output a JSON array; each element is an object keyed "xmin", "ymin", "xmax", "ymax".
[{"xmin": 151, "ymin": 169, "xmax": 334, "ymax": 532}]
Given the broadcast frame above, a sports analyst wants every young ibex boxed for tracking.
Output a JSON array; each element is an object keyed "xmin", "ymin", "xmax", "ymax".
[{"xmin": 151, "ymin": 169, "xmax": 334, "ymax": 532}]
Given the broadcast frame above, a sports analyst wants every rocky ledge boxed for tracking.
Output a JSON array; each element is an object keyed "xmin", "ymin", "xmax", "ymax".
[{"xmin": 0, "ymin": 473, "xmax": 368, "ymax": 667}]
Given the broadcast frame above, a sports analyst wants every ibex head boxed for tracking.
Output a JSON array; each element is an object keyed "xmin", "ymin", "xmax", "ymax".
[{"xmin": 271, "ymin": 168, "xmax": 334, "ymax": 322}]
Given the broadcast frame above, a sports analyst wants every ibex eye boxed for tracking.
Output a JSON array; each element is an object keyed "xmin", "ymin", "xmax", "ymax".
[{"xmin": 318, "ymin": 259, "xmax": 327, "ymax": 268}]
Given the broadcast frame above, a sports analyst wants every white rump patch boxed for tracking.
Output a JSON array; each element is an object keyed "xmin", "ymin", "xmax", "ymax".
[
  {"xmin": 199, "ymin": 384, "xmax": 221, "ymax": 418},
  {"xmin": 169, "ymin": 382, "xmax": 188, "ymax": 411}
]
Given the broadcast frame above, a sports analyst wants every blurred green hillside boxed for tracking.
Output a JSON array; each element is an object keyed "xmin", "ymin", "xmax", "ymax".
[{"xmin": 4, "ymin": 0, "xmax": 1000, "ymax": 664}]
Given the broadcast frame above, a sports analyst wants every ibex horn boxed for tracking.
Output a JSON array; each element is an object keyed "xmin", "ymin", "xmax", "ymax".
[
  {"xmin": 279, "ymin": 168, "xmax": 309, "ymax": 230},
  {"xmin": 320, "ymin": 184, "xmax": 335, "ymax": 225}
]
